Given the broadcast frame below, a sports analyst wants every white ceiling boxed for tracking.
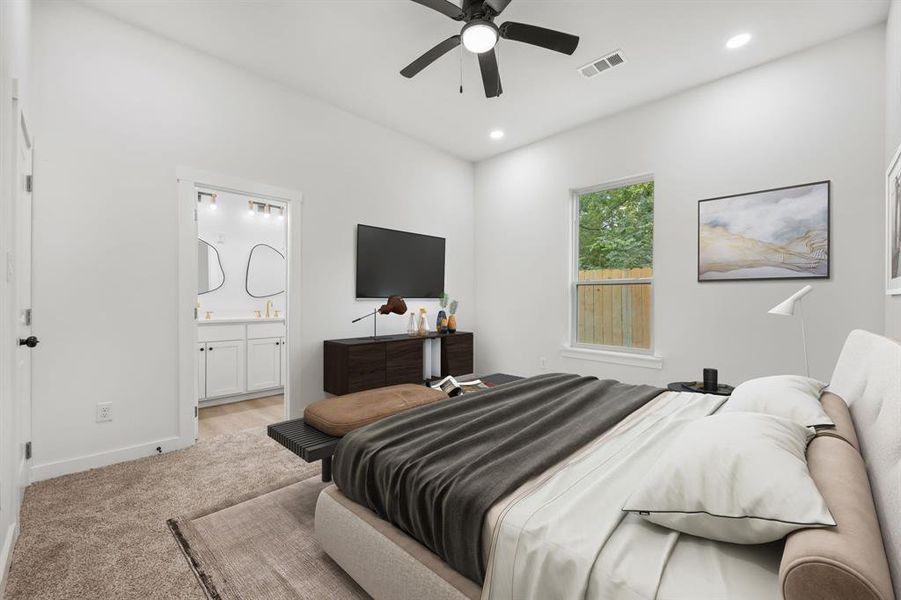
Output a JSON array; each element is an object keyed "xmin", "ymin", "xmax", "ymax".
[{"xmin": 80, "ymin": 0, "xmax": 889, "ymax": 161}]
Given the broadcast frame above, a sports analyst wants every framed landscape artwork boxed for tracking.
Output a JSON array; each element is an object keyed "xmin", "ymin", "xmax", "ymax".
[
  {"xmin": 888, "ymin": 144, "xmax": 901, "ymax": 295},
  {"xmin": 698, "ymin": 181, "xmax": 830, "ymax": 282}
]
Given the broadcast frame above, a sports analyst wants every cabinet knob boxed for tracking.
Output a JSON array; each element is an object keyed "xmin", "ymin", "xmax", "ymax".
[
  {"xmin": 208, "ymin": 347, "xmax": 213, "ymax": 351},
  {"xmin": 200, "ymin": 347, "xmax": 205, "ymax": 352},
  {"xmin": 275, "ymin": 341, "xmax": 280, "ymax": 346}
]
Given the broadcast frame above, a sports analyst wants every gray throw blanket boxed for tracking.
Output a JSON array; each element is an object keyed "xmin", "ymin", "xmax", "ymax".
[{"xmin": 332, "ymin": 373, "xmax": 662, "ymax": 584}]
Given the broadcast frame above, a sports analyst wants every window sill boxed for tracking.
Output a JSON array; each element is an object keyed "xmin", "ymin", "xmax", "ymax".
[{"xmin": 560, "ymin": 345, "xmax": 664, "ymax": 370}]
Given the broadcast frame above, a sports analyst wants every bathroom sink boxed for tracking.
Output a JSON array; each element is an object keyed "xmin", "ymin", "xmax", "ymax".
[{"xmin": 198, "ymin": 316, "xmax": 285, "ymax": 324}]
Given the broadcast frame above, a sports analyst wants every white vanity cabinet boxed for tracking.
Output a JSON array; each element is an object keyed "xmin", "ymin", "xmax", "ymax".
[
  {"xmin": 247, "ymin": 337, "xmax": 282, "ymax": 391},
  {"xmin": 280, "ymin": 338, "xmax": 287, "ymax": 387},
  {"xmin": 197, "ymin": 319, "xmax": 285, "ymax": 403},
  {"xmin": 205, "ymin": 340, "xmax": 246, "ymax": 398}
]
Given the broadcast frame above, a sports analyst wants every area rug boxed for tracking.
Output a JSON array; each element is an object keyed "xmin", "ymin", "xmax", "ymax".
[{"xmin": 168, "ymin": 476, "xmax": 368, "ymax": 600}]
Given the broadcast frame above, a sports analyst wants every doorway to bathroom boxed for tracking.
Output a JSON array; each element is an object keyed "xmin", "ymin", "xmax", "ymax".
[{"xmin": 176, "ymin": 170, "xmax": 301, "ymax": 445}]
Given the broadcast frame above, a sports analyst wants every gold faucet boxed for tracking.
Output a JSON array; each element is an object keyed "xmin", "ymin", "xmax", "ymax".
[{"xmin": 265, "ymin": 300, "xmax": 273, "ymax": 318}]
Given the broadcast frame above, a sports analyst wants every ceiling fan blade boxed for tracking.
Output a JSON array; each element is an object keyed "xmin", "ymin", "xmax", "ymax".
[
  {"xmin": 400, "ymin": 35, "xmax": 461, "ymax": 78},
  {"xmin": 484, "ymin": 0, "xmax": 513, "ymax": 15},
  {"xmin": 499, "ymin": 21, "xmax": 580, "ymax": 55},
  {"xmin": 410, "ymin": 0, "xmax": 465, "ymax": 20},
  {"xmin": 478, "ymin": 48, "xmax": 503, "ymax": 98}
]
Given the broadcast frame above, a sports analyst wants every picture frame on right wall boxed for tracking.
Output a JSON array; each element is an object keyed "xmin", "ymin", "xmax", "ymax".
[
  {"xmin": 698, "ymin": 181, "xmax": 831, "ymax": 282},
  {"xmin": 887, "ymin": 143, "xmax": 901, "ymax": 295}
]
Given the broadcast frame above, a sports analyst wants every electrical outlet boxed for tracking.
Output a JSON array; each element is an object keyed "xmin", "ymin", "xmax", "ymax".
[{"xmin": 96, "ymin": 402, "xmax": 112, "ymax": 422}]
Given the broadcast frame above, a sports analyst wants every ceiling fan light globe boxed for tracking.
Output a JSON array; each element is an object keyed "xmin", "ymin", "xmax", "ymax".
[{"xmin": 462, "ymin": 21, "xmax": 499, "ymax": 54}]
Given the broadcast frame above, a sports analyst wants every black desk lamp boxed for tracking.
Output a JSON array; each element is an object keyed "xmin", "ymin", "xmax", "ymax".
[{"xmin": 352, "ymin": 295, "xmax": 407, "ymax": 338}]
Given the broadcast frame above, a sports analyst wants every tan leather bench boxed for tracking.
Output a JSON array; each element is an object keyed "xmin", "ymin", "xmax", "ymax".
[
  {"xmin": 305, "ymin": 384, "xmax": 448, "ymax": 437},
  {"xmin": 270, "ymin": 384, "xmax": 448, "ymax": 482}
]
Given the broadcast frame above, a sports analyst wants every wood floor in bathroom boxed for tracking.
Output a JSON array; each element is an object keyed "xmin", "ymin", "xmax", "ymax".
[{"xmin": 198, "ymin": 395, "xmax": 285, "ymax": 439}]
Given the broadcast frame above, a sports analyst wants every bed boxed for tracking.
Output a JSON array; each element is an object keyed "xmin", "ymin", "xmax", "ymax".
[{"xmin": 314, "ymin": 330, "xmax": 900, "ymax": 600}]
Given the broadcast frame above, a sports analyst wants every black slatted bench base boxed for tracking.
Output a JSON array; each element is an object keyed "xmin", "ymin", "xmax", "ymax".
[{"xmin": 268, "ymin": 419, "xmax": 340, "ymax": 482}]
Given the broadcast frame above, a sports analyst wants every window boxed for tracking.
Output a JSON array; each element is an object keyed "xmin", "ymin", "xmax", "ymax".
[{"xmin": 572, "ymin": 178, "xmax": 654, "ymax": 352}]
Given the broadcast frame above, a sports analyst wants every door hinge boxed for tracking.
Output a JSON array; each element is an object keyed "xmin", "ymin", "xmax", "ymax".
[
  {"xmin": 24, "ymin": 441, "xmax": 31, "ymax": 460},
  {"xmin": 24, "ymin": 308, "xmax": 32, "ymax": 326},
  {"xmin": 194, "ymin": 406, "xmax": 198, "ymax": 418},
  {"xmin": 194, "ymin": 208, "xmax": 198, "ymax": 222},
  {"xmin": 25, "ymin": 174, "xmax": 32, "ymax": 192}
]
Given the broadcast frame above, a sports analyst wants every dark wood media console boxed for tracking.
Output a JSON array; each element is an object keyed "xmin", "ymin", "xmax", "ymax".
[{"xmin": 323, "ymin": 332, "xmax": 473, "ymax": 395}]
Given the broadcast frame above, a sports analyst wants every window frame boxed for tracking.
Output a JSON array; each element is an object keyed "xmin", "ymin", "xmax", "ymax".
[{"xmin": 569, "ymin": 174, "xmax": 656, "ymax": 356}]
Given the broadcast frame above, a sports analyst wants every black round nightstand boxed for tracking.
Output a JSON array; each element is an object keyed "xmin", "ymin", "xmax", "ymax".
[{"xmin": 667, "ymin": 381, "xmax": 735, "ymax": 396}]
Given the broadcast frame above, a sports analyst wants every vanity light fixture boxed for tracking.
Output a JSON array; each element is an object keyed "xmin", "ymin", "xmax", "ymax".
[
  {"xmin": 247, "ymin": 200, "xmax": 255, "ymax": 216},
  {"xmin": 198, "ymin": 191, "xmax": 217, "ymax": 210},
  {"xmin": 277, "ymin": 205, "xmax": 285, "ymax": 221},
  {"xmin": 264, "ymin": 204, "xmax": 272, "ymax": 218}
]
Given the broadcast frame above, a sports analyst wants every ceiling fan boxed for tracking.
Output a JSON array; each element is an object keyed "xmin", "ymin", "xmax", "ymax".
[{"xmin": 401, "ymin": 0, "xmax": 580, "ymax": 98}]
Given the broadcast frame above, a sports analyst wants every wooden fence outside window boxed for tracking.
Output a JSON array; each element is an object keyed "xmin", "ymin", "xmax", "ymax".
[{"xmin": 576, "ymin": 267, "xmax": 652, "ymax": 349}]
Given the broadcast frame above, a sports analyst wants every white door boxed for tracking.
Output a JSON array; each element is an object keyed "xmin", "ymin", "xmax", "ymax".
[
  {"xmin": 196, "ymin": 344, "xmax": 207, "ymax": 400},
  {"xmin": 14, "ymin": 112, "xmax": 34, "ymax": 489},
  {"xmin": 205, "ymin": 340, "xmax": 245, "ymax": 398},
  {"xmin": 247, "ymin": 337, "xmax": 281, "ymax": 391}
]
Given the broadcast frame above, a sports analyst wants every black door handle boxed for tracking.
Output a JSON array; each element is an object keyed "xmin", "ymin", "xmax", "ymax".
[{"xmin": 18, "ymin": 336, "xmax": 39, "ymax": 348}]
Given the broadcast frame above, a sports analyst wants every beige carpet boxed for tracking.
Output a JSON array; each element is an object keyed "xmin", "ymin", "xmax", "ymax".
[
  {"xmin": 169, "ymin": 478, "xmax": 367, "ymax": 599},
  {"xmin": 4, "ymin": 428, "xmax": 326, "ymax": 600}
]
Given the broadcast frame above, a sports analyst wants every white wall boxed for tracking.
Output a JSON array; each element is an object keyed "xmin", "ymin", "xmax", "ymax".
[
  {"xmin": 197, "ymin": 190, "xmax": 286, "ymax": 319},
  {"xmin": 29, "ymin": 1, "xmax": 474, "ymax": 479},
  {"xmin": 474, "ymin": 26, "xmax": 885, "ymax": 387},
  {"xmin": 887, "ymin": 0, "xmax": 901, "ymax": 339},
  {"xmin": 0, "ymin": 0, "xmax": 30, "ymax": 588}
]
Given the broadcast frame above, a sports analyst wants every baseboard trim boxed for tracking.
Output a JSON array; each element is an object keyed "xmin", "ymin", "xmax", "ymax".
[
  {"xmin": 200, "ymin": 388, "xmax": 284, "ymax": 408},
  {"xmin": 30, "ymin": 436, "xmax": 193, "ymax": 482},
  {"xmin": 0, "ymin": 521, "xmax": 18, "ymax": 597}
]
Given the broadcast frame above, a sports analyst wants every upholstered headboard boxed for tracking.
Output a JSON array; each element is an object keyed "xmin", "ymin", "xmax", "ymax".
[{"xmin": 827, "ymin": 330, "xmax": 901, "ymax": 596}]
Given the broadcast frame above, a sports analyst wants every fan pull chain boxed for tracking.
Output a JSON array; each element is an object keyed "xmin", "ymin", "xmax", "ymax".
[{"xmin": 459, "ymin": 47, "xmax": 463, "ymax": 94}]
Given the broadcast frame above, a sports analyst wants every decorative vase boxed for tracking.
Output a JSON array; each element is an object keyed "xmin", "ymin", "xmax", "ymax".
[
  {"xmin": 437, "ymin": 310, "xmax": 447, "ymax": 334},
  {"xmin": 418, "ymin": 308, "xmax": 429, "ymax": 336},
  {"xmin": 406, "ymin": 312, "xmax": 416, "ymax": 336},
  {"xmin": 447, "ymin": 314, "xmax": 457, "ymax": 333}
]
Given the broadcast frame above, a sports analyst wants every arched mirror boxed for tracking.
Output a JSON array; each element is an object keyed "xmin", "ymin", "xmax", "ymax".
[
  {"xmin": 246, "ymin": 243, "xmax": 286, "ymax": 298},
  {"xmin": 198, "ymin": 239, "xmax": 225, "ymax": 294}
]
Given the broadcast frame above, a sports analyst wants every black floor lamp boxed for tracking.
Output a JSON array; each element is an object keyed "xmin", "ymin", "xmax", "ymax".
[{"xmin": 352, "ymin": 295, "xmax": 407, "ymax": 338}]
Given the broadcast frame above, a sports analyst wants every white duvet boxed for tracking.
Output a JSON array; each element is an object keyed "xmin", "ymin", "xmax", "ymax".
[{"xmin": 481, "ymin": 391, "xmax": 783, "ymax": 600}]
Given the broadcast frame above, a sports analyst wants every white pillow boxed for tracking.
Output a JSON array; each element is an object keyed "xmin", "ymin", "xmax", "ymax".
[
  {"xmin": 721, "ymin": 375, "xmax": 832, "ymax": 428},
  {"xmin": 622, "ymin": 413, "xmax": 835, "ymax": 544}
]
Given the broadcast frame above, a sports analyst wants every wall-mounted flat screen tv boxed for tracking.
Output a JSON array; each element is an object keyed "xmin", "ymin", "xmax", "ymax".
[{"xmin": 356, "ymin": 225, "xmax": 445, "ymax": 299}]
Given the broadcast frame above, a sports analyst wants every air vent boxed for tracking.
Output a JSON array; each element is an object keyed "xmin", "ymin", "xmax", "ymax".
[{"xmin": 579, "ymin": 50, "xmax": 626, "ymax": 79}]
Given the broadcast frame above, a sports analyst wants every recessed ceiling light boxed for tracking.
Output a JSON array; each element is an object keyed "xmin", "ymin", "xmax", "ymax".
[
  {"xmin": 726, "ymin": 33, "xmax": 752, "ymax": 49},
  {"xmin": 489, "ymin": 129, "xmax": 504, "ymax": 140}
]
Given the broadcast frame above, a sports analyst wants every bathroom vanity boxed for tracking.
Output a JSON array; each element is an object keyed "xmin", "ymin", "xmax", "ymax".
[{"xmin": 197, "ymin": 317, "xmax": 286, "ymax": 405}]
